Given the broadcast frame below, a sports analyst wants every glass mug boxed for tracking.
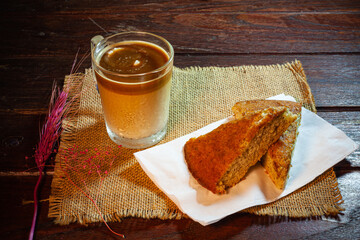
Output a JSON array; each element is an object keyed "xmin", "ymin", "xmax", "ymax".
[{"xmin": 91, "ymin": 32, "xmax": 174, "ymax": 149}]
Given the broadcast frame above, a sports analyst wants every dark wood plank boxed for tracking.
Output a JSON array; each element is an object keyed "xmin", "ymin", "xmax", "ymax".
[
  {"xmin": 0, "ymin": 114, "xmax": 46, "ymax": 171},
  {"xmin": 0, "ymin": 57, "xmax": 87, "ymax": 113},
  {"xmin": 2, "ymin": 0, "xmax": 360, "ymax": 14},
  {"xmin": 1, "ymin": 12, "xmax": 359, "ymax": 57}
]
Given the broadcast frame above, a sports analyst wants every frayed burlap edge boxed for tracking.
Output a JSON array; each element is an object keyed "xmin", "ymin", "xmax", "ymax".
[
  {"xmin": 286, "ymin": 60, "xmax": 316, "ymax": 113},
  {"xmin": 48, "ymin": 73, "xmax": 87, "ymax": 223},
  {"xmin": 50, "ymin": 209, "xmax": 183, "ymax": 226}
]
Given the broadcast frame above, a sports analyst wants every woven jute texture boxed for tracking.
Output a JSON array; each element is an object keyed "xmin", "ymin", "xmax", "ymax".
[{"xmin": 49, "ymin": 60, "xmax": 343, "ymax": 224}]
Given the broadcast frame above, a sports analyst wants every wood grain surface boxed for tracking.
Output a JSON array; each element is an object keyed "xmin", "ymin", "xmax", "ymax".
[{"xmin": 0, "ymin": 1, "xmax": 359, "ymax": 239}]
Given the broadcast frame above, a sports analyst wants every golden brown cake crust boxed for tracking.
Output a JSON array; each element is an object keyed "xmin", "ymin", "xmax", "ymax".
[
  {"xmin": 184, "ymin": 107, "xmax": 289, "ymax": 194},
  {"xmin": 232, "ymin": 100, "xmax": 301, "ymax": 118}
]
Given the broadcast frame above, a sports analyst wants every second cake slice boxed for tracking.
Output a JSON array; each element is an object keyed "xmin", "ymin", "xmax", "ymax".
[{"xmin": 232, "ymin": 100, "xmax": 302, "ymax": 190}]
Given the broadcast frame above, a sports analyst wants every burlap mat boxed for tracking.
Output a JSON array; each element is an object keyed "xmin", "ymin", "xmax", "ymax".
[{"xmin": 49, "ymin": 60, "xmax": 343, "ymax": 224}]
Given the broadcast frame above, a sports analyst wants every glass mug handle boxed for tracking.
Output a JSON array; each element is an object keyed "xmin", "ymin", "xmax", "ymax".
[
  {"xmin": 91, "ymin": 35, "xmax": 104, "ymax": 52},
  {"xmin": 91, "ymin": 35, "xmax": 104, "ymax": 93}
]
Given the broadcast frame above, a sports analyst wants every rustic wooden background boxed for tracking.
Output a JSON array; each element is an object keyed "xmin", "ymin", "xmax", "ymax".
[{"xmin": 0, "ymin": 1, "xmax": 359, "ymax": 239}]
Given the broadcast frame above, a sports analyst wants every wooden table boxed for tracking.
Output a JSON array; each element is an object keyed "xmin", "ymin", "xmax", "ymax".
[{"xmin": 1, "ymin": 1, "xmax": 359, "ymax": 239}]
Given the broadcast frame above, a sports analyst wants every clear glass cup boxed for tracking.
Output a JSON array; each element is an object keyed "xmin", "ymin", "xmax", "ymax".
[{"xmin": 91, "ymin": 32, "xmax": 174, "ymax": 149}]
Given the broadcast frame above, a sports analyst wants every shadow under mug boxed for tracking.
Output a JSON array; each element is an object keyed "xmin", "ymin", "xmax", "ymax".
[{"xmin": 91, "ymin": 32, "xmax": 174, "ymax": 149}]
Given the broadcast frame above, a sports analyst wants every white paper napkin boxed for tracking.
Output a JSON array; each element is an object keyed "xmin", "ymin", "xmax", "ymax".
[{"xmin": 134, "ymin": 94, "xmax": 359, "ymax": 226}]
